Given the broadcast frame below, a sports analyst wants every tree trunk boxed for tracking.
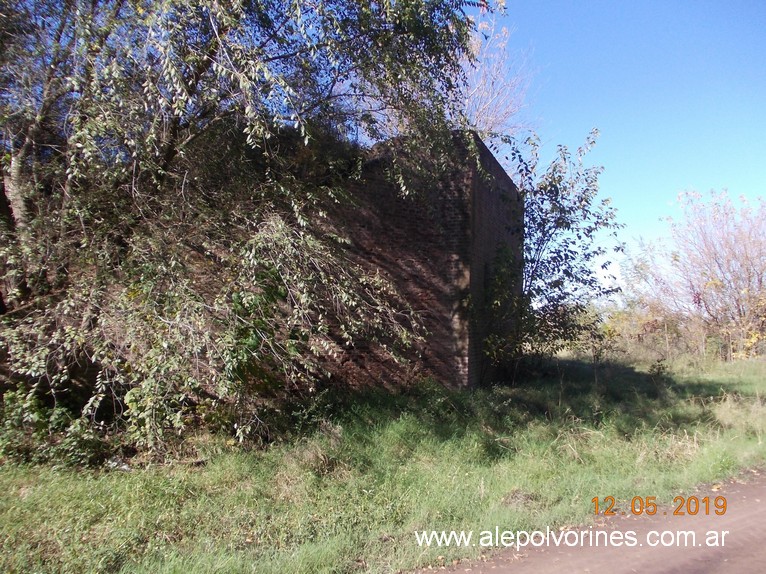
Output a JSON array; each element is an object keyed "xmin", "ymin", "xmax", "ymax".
[
  {"xmin": 3, "ymin": 155, "xmax": 33, "ymax": 237},
  {"xmin": 0, "ymin": 177, "xmax": 10, "ymax": 313},
  {"xmin": 1, "ymin": 156, "xmax": 33, "ymax": 304}
]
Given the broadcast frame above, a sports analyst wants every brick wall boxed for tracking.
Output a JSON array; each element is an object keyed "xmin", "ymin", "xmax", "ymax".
[
  {"xmin": 336, "ymin": 133, "xmax": 522, "ymax": 388},
  {"xmin": 465, "ymin": 136, "xmax": 523, "ymax": 386}
]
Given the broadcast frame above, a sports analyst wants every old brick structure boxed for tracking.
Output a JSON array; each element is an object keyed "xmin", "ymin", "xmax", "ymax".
[{"xmin": 336, "ymin": 133, "xmax": 523, "ymax": 388}]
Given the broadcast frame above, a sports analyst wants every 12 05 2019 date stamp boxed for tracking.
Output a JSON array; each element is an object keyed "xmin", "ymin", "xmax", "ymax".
[{"xmin": 592, "ymin": 495, "xmax": 728, "ymax": 517}]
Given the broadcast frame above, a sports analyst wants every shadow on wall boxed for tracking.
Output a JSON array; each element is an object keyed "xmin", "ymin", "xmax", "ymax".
[{"xmin": 329, "ymin": 132, "xmax": 523, "ymax": 389}]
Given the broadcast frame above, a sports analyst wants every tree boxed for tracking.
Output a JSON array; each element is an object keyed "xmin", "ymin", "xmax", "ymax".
[
  {"xmin": 0, "ymin": 0, "xmax": 485, "ymax": 452},
  {"xmin": 629, "ymin": 191, "xmax": 766, "ymax": 360},
  {"xmin": 487, "ymin": 130, "xmax": 624, "ymax": 362},
  {"xmin": 1, "ymin": 0, "xmax": 475, "ymax": 251},
  {"xmin": 461, "ymin": 15, "xmax": 530, "ymax": 140}
]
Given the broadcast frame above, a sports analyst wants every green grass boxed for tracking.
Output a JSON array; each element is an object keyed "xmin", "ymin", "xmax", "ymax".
[{"xmin": 1, "ymin": 359, "xmax": 765, "ymax": 573}]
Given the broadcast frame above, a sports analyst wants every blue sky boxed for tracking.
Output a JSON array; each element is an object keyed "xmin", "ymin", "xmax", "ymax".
[{"xmin": 498, "ymin": 0, "xmax": 766, "ymax": 247}]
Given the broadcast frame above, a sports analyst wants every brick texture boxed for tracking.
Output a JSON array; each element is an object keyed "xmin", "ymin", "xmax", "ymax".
[{"xmin": 334, "ymin": 134, "xmax": 522, "ymax": 388}]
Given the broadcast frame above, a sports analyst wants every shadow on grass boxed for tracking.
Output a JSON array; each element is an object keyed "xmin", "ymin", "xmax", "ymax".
[{"xmin": 272, "ymin": 357, "xmax": 732, "ymax": 460}]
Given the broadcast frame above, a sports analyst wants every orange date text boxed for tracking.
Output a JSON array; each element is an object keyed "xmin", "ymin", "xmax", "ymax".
[{"xmin": 592, "ymin": 495, "xmax": 727, "ymax": 516}]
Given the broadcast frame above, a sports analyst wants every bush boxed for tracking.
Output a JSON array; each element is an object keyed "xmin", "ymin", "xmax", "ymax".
[{"xmin": 0, "ymin": 389, "xmax": 113, "ymax": 466}]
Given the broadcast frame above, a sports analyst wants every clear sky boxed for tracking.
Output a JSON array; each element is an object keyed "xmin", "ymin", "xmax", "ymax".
[{"xmin": 499, "ymin": 0, "xmax": 766, "ymax": 247}]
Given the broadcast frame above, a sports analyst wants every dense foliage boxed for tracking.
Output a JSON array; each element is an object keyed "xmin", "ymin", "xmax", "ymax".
[{"xmin": 0, "ymin": 0, "xmax": 482, "ymax": 455}]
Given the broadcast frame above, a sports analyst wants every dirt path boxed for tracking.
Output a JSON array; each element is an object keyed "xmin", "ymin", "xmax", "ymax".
[{"xmin": 416, "ymin": 469, "xmax": 766, "ymax": 574}]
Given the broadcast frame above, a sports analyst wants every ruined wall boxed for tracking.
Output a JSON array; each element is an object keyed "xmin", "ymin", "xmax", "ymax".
[
  {"xmin": 335, "ymin": 133, "xmax": 522, "ymax": 388},
  {"xmin": 465, "ymin": 137, "xmax": 523, "ymax": 386}
]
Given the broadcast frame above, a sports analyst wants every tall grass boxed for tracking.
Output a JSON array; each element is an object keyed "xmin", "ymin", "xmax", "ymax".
[{"xmin": 1, "ymin": 359, "xmax": 765, "ymax": 573}]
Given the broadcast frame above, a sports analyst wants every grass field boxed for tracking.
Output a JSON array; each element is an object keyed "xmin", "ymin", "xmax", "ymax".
[{"xmin": 1, "ymin": 359, "xmax": 765, "ymax": 573}]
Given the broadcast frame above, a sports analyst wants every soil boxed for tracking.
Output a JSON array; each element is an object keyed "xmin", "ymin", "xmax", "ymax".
[{"xmin": 413, "ymin": 469, "xmax": 766, "ymax": 574}]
